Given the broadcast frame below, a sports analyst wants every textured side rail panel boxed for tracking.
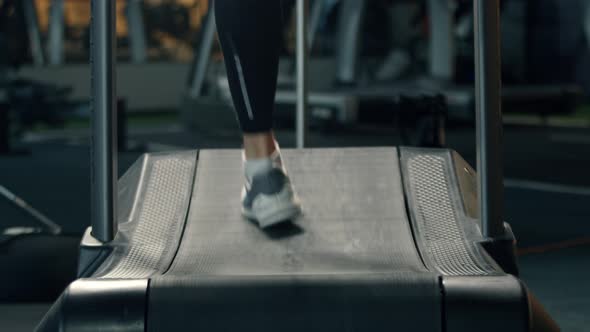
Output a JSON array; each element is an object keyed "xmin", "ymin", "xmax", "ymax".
[
  {"xmin": 400, "ymin": 148, "xmax": 499, "ymax": 276},
  {"xmin": 96, "ymin": 150, "xmax": 198, "ymax": 278}
]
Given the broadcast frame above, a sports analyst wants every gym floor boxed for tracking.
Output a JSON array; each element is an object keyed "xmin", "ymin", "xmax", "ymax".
[{"xmin": 1, "ymin": 120, "xmax": 589, "ymax": 331}]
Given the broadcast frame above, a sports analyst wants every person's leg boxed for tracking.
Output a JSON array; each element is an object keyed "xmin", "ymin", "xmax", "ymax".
[
  {"xmin": 215, "ymin": 0, "xmax": 281, "ymax": 158},
  {"xmin": 215, "ymin": 0, "xmax": 301, "ymax": 227}
]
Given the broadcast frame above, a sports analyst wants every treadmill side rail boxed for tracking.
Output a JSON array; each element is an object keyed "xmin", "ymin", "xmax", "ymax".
[
  {"xmin": 400, "ymin": 147, "xmax": 501, "ymax": 276},
  {"xmin": 451, "ymin": 151, "xmax": 520, "ymax": 276},
  {"xmin": 35, "ymin": 279, "xmax": 148, "ymax": 332},
  {"xmin": 78, "ymin": 155, "xmax": 150, "ymax": 277}
]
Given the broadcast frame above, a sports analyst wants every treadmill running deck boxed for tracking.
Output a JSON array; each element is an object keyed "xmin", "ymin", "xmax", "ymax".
[{"xmin": 37, "ymin": 148, "xmax": 540, "ymax": 332}]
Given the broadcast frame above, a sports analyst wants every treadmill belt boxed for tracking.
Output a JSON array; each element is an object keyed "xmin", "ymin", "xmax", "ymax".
[{"xmin": 164, "ymin": 148, "xmax": 427, "ymax": 276}]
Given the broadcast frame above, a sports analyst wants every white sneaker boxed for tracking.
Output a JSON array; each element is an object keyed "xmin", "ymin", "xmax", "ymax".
[{"xmin": 241, "ymin": 163, "xmax": 301, "ymax": 228}]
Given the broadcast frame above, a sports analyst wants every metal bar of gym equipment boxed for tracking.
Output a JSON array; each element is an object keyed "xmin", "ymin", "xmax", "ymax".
[
  {"xmin": 296, "ymin": 0, "xmax": 309, "ymax": 148},
  {"xmin": 334, "ymin": 0, "xmax": 366, "ymax": 85},
  {"xmin": 188, "ymin": 0, "xmax": 217, "ymax": 99},
  {"xmin": 48, "ymin": 0, "xmax": 65, "ymax": 66},
  {"xmin": 428, "ymin": 0, "xmax": 454, "ymax": 80},
  {"xmin": 474, "ymin": 0, "xmax": 504, "ymax": 239},
  {"xmin": 127, "ymin": 0, "xmax": 148, "ymax": 64},
  {"xmin": 22, "ymin": 0, "xmax": 45, "ymax": 66},
  {"xmin": 90, "ymin": 0, "xmax": 118, "ymax": 243},
  {"xmin": 308, "ymin": 0, "xmax": 324, "ymax": 48}
]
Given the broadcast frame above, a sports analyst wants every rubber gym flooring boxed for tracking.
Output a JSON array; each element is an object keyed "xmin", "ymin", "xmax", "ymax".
[{"xmin": 0, "ymin": 124, "xmax": 589, "ymax": 331}]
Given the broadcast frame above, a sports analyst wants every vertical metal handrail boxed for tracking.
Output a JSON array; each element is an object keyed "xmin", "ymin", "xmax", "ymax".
[
  {"xmin": 474, "ymin": 0, "xmax": 504, "ymax": 238},
  {"xmin": 90, "ymin": 0, "xmax": 118, "ymax": 243},
  {"xmin": 188, "ymin": 1, "xmax": 217, "ymax": 99},
  {"xmin": 296, "ymin": 0, "xmax": 309, "ymax": 149}
]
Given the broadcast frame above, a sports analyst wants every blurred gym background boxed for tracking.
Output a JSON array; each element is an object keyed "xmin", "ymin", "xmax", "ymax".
[{"xmin": 0, "ymin": 0, "xmax": 588, "ymax": 330}]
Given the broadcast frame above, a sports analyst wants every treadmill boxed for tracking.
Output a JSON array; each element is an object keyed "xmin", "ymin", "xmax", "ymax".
[
  {"xmin": 274, "ymin": 0, "xmax": 583, "ymax": 123},
  {"xmin": 37, "ymin": 1, "xmax": 558, "ymax": 331}
]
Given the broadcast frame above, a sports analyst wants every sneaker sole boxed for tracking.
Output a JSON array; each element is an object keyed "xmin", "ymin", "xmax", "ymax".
[{"xmin": 242, "ymin": 203, "xmax": 302, "ymax": 228}]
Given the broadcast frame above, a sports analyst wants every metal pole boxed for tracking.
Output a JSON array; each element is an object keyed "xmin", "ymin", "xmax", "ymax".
[
  {"xmin": 308, "ymin": 0, "xmax": 323, "ymax": 48},
  {"xmin": 584, "ymin": 1, "xmax": 590, "ymax": 47},
  {"xmin": 296, "ymin": 0, "xmax": 309, "ymax": 148},
  {"xmin": 90, "ymin": 0, "xmax": 118, "ymax": 242},
  {"xmin": 127, "ymin": 0, "xmax": 148, "ymax": 63},
  {"xmin": 474, "ymin": 0, "xmax": 504, "ymax": 238},
  {"xmin": 428, "ymin": 0, "xmax": 454, "ymax": 80},
  {"xmin": 188, "ymin": 3, "xmax": 216, "ymax": 99},
  {"xmin": 0, "ymin": 185, "xmax": 62, "ymax": 235},
  {"xmin": 47, "ymin": 0, "xmax": 64, "ymax": 66},
  {"xmin": 22, "ymin": 0, "xmax": 45, "ymax": 66},
  {"xmin": 334, "ymin": 0, "xmax": 366, "ymax": 85}
]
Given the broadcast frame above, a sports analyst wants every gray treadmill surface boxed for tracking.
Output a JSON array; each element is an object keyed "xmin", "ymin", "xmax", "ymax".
[{"xmin": 165, "ymin": 148, "xmax": 428, "ymax": 276}]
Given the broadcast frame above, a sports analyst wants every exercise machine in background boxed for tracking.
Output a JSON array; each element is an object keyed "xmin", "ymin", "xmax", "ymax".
[
  {"xmin": 274, "ymin": 0, "xmax": 583, "ymax": 124},
  {"xmin": 0, "ymin": 0, "xmax": 75, "ymax": 155},
  {"xmin": 182, "ymin": 0, "xmax": 584, "ymax": 147}
]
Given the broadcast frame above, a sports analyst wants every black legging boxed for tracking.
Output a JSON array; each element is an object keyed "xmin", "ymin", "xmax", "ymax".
[{"xmin": 214, "ymin": 0, "xmax": 284, "ymax": 133}]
